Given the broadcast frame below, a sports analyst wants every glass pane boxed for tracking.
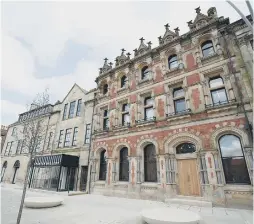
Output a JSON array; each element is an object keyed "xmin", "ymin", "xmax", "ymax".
[
  {"xmin": 209, "ymin": 77, "xmax": 223, "ymax": 88},
  {"xmin": 174, "ymin": 99, "xmax": 186, "ymax": 113},
  {"xmin": 145, "ymin": 107, "xmax": 154, "ymax": 119},
  {"xmin": 169, "ymin": 55, "xmax": 177, "ymax": 63},
  {"xmin": 142, "ymin": 66, "xmax": 149, "ymax": 79},
  {"xmin": 169, "ymin": 60, "xmax": 179, "ymax": 69},
  {"xmin": 145, "ymin": 97, "xmax": 153, "ymax": 106},
  {"xmin": 211, "ymin": 89, "xmax": 228, "ymax": 104},
  {"xmin": 222, "ymin": 157, "xmax": 250, "ymax": 184},
  {"xmin": 144, "ymin": 144, "xmax": 157, "ymax": 182},
  {"xmin": 176, "ymin": 143, "xmax": 196, "ymax": 154},
  {"xmin": 219, "ymin": 135, "xmax": 244, "ymax": 157},
  {"xmin": 203, "ymin": 47, "xmax": 214, "ymax": 57},
  {"xmin": 119, "ymin": 147, "xmax": 129, "ymax": 181},
  {"xmin": 122, "ymin": 104, "xmax": 129, "ymax": 112},
  {"xmin": 104, "ymin": 110, "xmax": 108, "ymax": 117},
  {"xmin": 99, "ymin": 150, "xmax": 107, "ymax": 180},
  {"xmin": 202, "ymin": 41, "xmax": 213, "ymax": 50},
  {"xmin": 173, "ymin": 88, "xmax": 184, "ymax": 98},
  {"xmin": 123, "ymin": 114, "xmax": 130, "ymax": 124}
]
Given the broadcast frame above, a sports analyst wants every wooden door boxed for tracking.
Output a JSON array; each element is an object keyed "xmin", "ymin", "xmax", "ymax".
[{"xmin": 177, "ymin": 159, "xmax": 201, "ymax": 196}]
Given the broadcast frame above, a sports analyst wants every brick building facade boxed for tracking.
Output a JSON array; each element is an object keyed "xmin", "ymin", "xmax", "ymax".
[{"xmin": 89, "ymin": 7, "xmax": 253, "ymax": 207}]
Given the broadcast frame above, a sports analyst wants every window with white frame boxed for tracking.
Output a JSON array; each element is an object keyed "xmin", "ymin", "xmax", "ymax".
[
  {"xmin": 121, "ymin": 104, "xmax": 130, "ymax": 126},
  {"xmin": 64, "ymin": 128, "xmax": 72, "ymax": 147},
  {"xmin": 144, "ymin": 96, "xmax": 154, "ymax": 120},
  {"xmin": 68, "ymin": 101, "xmax": 76, "ymax": 119},
  {"xmin": 76, "ymin": 99, "xmax": 82, "ymax": 116},
  {"xmin": 209, "ymin": 76, "xmax": 228, "ymax": 106},
  {"xmin": 173, "ymin": 87, "xmax": 186, "ymax": 113},
  {"xmin": 84, "ymin": 124, "xmax": 91, "ymax": 144},
  {"xmin": 58, "ymin": 130, "xmax": 64, "ymax": 148},
  {"xmin": 72, "ymin": 127, "xmax": 78, "ymax": 146}
]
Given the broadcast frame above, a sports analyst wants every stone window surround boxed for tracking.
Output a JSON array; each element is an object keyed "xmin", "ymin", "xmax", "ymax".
[
  {"xmin": 164, "ymin": 79, "xmax": 190, "ymax": 115},
  {"xmin": 136, "ymin": 90, "xmax": 155, "ymax": 121},
  {"xmin": 115, "ymin": 98, "xmax": 130, "ymax": 127},
  {"xmin": 201, "ymin": 67, "xmax": 236, "ymax": 107}
]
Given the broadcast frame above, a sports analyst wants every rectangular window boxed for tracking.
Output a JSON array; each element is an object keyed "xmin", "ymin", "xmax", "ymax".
[
  {"xmin": 85, "ymin": 124, "xmax": 91, "ymax": 144},
  {"xmin": 63, "ymin": 104, "xmax": 68, "ymax": 120},
  {"xmin": 11, "ymin": 127, "xmax": 17, "ymax": 136},
  {"xmin": 144, "ymin": 97, "xmax": 154, "ymax": 120},
  {"xmin": 47, "ymin": 132, "xmax": 53, "ymax": 150},
  {"xmin": 68, "ymin": 101, "xmax": 76, "ymax": 118},
  {"xmin": 76, "ymin": 99, "xmax": 82, "ymax": 116},
  {"xmin": 16, "ymin": 140, "xmax": 22, "ymax": 154},
  {"xmin": 4, "ymin": 142, "xmax": 10, "ymax": 156},
  {"xmin": 72, "ymin": 127, "xmax": 78, "ymax": 146},
  {"xmin": 121, "ymin": 104, "xmax": 130, "ymax": 126},
  {"xmin": 211, "ymin": 88, "xmax": 228, "ymax": 105},
  {"xmin": 64, "ymin": 128, "xmax": 72, "ymax": 147},
  {"xmin": 173, "ymin": 87, "xmax": 186, "ymax": 113},
  {"xmin": 103, "ymin": 110, "xmax": 109, "ymax": 130},
  {"xmin": 58, "ymin": 130, "xmax": 64, "ymax": 148},
  {"xmin": 20, "ymin": 139, "xmax": 27, "ymax": 154},
  {"xmin": 174, "ymin": 98, "xmax": 186, "ymax": 113}
]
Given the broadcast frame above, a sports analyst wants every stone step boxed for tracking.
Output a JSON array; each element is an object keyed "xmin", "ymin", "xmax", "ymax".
[{"xmin": 165, "ymin": 197, "xmax": 213, "ymax": 208}]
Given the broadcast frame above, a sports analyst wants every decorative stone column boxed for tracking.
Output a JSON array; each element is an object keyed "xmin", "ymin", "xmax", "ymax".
[
  {"xmin": 222, "ymin": 74, "xmax": 235, "ymax": 101},
  {"xmin": 111, "ymin": 158, "xmax": 117, "ymax": 183},
  {"xmin": 244, "ymin": 147, "xmax": 253, "ymax": 184}
]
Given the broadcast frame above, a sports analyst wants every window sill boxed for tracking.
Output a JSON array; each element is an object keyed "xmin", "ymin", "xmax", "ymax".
[
  {"xmin": 165, "ymin": 67, "xmax": 184, "ymax": 77},
  {"xmin": 166, "ymin": 109, "xmax": 191, "ymax": 121},
  {"xmin": 224, "ymin": 184, "xmax": 252, "ymax": 191},
  {"xmin": 141, "ymin": 183, "xmax": 158, "ymax": 190},
  {"xmin": 205, "ymin": 100, "xmax": 238, "ymax": 113},
  {"xmin": 138, "ymin": 78, "xmax": 154, "ymax": 87},
  {"xmin": 117, "ymin": 86, "xmax": 129, "ymax": 95},
  {"xmin": 135, "ymin": 117, "xmax": 156, "ymax": 126},
  {"xmin": 112, "ymin": 124, "xmax": 130, "ymax": 131},
  {"xmin": 201, "ymin": 52, "xmax": 222, "ymax": 65}
]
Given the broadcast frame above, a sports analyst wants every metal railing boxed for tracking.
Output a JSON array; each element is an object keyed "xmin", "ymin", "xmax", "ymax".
[
  {"xmin": 166, "ymin": 109, "xmax": 191, "ymax": 117},
  {"xmin": 205, "ymin": 99, "xmax": 236, "ymax": 109},
  {"xmin": 135, "ymin": 116, "xmax": 156, "ymax": 124}
]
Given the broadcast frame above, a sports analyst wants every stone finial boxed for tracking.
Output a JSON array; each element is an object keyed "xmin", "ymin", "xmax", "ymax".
[
  {"xmin": 109, "ymin": 62, "xmax": 113, "ymax": 67},
  {"xmin": 133, "ymin": 48, "xmax": 138, "ymax": 53},
  {"xmin": 121, "ymin": 48, "xmax": 126, "ymax": 55},
  {"xmin": 104, "ymin": 58, "xmax": 108, "ymax": 64},
  {"xmin": 139, "ymin": 37, "xmax": 145, "ymax": 43},
  {"xmin": 126, "ymin": 52, "xmax": 131, "ymax": 59},
  {"xmin": 147, "ymin": 41, "xmax": 152, "ymax": 48},
  {"xmin": 174, "ymin": 27, "xmax": 180, "ymax": 36},
  {"xmin": 158, "ymin": 36, "xmax": 162, "ymax": 41},
  {"xmin": 187, "ymin": 20, "xmax": 193, "ymax": 27},
  {"xmin": 195, "ymin": 6, "xmax": 201, "ymax": 14},
  {"xmin": 99, "ymin": 68, "xmax": 102, "ymax": 74},
  {"xmin": 164, "ymin": 23, "xmax": 170, "ymax": 30}
]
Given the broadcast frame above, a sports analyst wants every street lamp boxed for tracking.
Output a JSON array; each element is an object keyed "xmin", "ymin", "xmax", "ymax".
[{"xmin": 226, "ymin": 0, "xmax": 253, "ymax": 33}]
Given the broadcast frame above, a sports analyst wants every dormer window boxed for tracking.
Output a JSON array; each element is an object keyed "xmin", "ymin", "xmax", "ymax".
[
  {"xmin": 103, "ymin": 84, "xmax": 108, "ymax": 95},
  {"xmin": 141, "ymin": 66, "xmax": 149, "ymax": 80},
  {"xmin": 201, "ymin": 40, "xmax": 214, "ymax": 57},
  {"xmin": 168, "ymin": 55, "xmax": 178, "ymax": 69},
  {"xmin": 121, "ymin": 75, "xmax": 127, "ymax": 88}
]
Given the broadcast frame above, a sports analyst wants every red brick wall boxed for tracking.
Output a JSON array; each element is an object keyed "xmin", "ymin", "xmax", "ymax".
[
  {"xmin": 191, "ymin": 88, "xmax": 202, "ymax": 110},
  {"xmin": 153, "ymin": 84, "xmax": 165, "ymax": 96},
  {"xmin": 129, "ymin": 94, "xmax": 137, "ymax": 104},
  {"xmin": 186, "ymin": 53, "xmax": 197, "ymax": 71},
  {"xmin": 157, "ymin": 99, "xmax": 165, "ymax": 117},
  {"xmin": 154, "ymin": 66, "xmax": 164, "ymax": 83},
  {"xmin": 187, "ymin": 73, "xmax": 200, "ymax": 86}
]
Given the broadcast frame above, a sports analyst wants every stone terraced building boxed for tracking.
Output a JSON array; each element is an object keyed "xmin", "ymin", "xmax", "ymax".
[{"xmin": 89, "ymin": 7, "xmax": 253, "ymax": 207}]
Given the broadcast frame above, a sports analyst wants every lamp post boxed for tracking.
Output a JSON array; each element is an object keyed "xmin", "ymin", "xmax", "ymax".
[{"xmin": 226, "ymin": 0, "xmax": 253, "ymax": 33}]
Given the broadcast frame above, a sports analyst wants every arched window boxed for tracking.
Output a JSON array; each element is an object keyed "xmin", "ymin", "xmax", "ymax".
[
  {"xmin": 173, "ymin": 88, "xmax": 185, "ymax": 113},
  {"xmin": 201, "ymin": 40, "xmax": 214, "ymax": 57},
  {"xmin": 12, "ymin": 160, "xmax": 20, "ymax": 184},
  {"xmin": 12, "ymin": 127, "xmax": 17, "ymax": 136},
  {"xmin": 209, "ymin": 77, "xmax": 228, "ymax": 105},
  {"xmin": 121, "ymin": 75, "xmax": 127, "ymax": 88},
  {"xmin": 141, "ymin": 66, "xmax": 149, "ymax": 80},
  {"xmin": 144, "ymin": 144, "xmax": 157, "ymax": 182},
  {"xmin": 119, "ymin": 147, "xmax": 129, "ymax": 181},
  {"xmin": 1, "ymin": 161, "xmax": 7, "ymax": 182},
  {"xmin": 103, "ymin": 84, "xmax": 108, "ymax": 95},
  {"xmin": 99, "ymin": 150, "xmax": 107, "ymax": 180},
  {"xmin": 176, "ymin": 143, "xmax": 196, "ymax": 154},
  {"xmin": 168, "ymin": 55, "xmax": 178, "ymax": 69},
  {"xmin": 219, "ymin": 135, "xmax": 250, "ymax": 184}
]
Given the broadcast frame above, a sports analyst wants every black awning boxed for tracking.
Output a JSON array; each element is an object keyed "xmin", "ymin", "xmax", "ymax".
[{"xmin": 33, "ymin": 154, "xmax": 79, "ymax": 167}]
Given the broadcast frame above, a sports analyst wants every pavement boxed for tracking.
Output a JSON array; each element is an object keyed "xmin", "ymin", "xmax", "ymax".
[{"xmin": 1, "ymin": 183, "xmax": 253, "ymax": 224}]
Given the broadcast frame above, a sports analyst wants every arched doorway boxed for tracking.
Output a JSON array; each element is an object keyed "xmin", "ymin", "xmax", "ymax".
[
  {"xmin": 99, "ymin": 150, "xmax": 107, "ymax": 181},
  {"xmin": 144, "ymin": 144, "xmax": 157, "ymax": 182},
  {"xmin": 1, "ymin": 161, "xmax": 7, "ymax": 182},
  {"xmin": 176, "ymin": 143, "xmax": 201, "ymax": 196},
  {"xmin": 12, "ymin": 160, "xmax": 20, "ymax": 184}
]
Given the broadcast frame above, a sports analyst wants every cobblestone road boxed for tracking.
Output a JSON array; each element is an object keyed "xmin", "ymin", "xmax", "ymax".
[{"xmin": 1, "ymin": 183, "xmax": 253, "ymax": 224}]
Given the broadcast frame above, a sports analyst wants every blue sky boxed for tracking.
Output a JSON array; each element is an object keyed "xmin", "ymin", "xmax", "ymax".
[{"xmin": 1, "ymin": 1, "xmax": 252, "ymax": 125}]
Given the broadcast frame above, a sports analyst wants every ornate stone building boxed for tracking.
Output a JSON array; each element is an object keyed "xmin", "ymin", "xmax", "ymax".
[{"xmin": 89, "ymin": 7, "xmax": 253, "ymax": 207}]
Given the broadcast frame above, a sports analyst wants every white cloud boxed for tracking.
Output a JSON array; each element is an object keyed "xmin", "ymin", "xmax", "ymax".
[{"xmin": 1, "ymin": 1, "xmax": 252, "ymax": 124}]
